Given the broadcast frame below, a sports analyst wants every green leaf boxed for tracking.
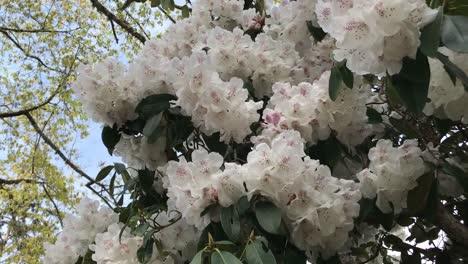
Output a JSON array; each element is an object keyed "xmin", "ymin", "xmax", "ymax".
[
  {"xmin": 401, "ymin": 252, "xmax": 421, "ymax": 264},
  {"xmin": 396, "ymin": 215, "xmax": 414, "ymax": 227},
  {"xmin": 306, "ymin": 21, "xmax": 327, "ymax": 42},
  {"xmin": 442, "ymin": 162, "xmax": 468, "ymax": 193},
  {"xmin": 190, "ymin": 250, "xmax": 204, "ymax": 264},
  {"xmin": 135, "ymin": 94, "xmax": 176, "ymax": 119},
  {"xmin": 441, "ymin": 15, "xmax": 468, "ymax": 53},
  {"xmin": 150, "ymin": 0, "xmax": 161, "ymax": 7},
  {"xmin": 435, "ymin": 51, "xmax": 468, "ymax": 92},
  {"xmin": 245, "ymin": 238, "xmax": 277, "ymax": 264},
  {"xmin": 235, "ymin": 196, "xmax": 250, "ymax": 215},
  {"xmin": 96, "ymin": 165, "xmax": 113, "ymax": 182},
  {"xmin": 114, "ymin": 163, "xmax": 127, "ymax": 175},
  {"xmin": 329, "ymin": 65, "xmax": 343, "ymax": 101},
  {"xmin": 211, "ymin": 250, "xmax": 242, "ymax": 264},
  {"xmin": 137, "ymin": 234, "xmax": 154, "ymax": 264},
  {"xmin": 102, "ymin": 126, "xmax": 121, "ymax": 155},
  {"xmin": 220, "ymin": 205, "xmax": 240, "ymax": 241},
  {"xmin": 255, "ymin": 201, "xmax": 282, "ymax": 235},
  {"xmin": 142, "ymin": 113, "xmax": 163, "ymax": 144},
  {"xmin": 366, "ymin": 107, "xmax": 383, "ymax": 124},
  {"xmin": 407, "ymin": 173, "xmax": 435, "ymax": 215},
  {"xmin": 389, "ymin": 117, "xmax": 419, "ymax": 139},
  {"xmin": 339, "ymin": 65, "xmax": 353, "ymax": 89},
  {"xmin": 133, "ymin": 223, "xmax": 150, "ymax": 237},
  {"xmin": 392, "ymin": 50, "xmax": 430, "ymax": 113},
  {"xmin": 181, "ymin": 5, "xmax": 191, "ymax": 18},
  {"xmin": 420, "ymin": 7, "xmax": 443, "ymax": 57},
  {"xmin": 138, "ymin": 169, "xmax": 155, "ymax": 193}
]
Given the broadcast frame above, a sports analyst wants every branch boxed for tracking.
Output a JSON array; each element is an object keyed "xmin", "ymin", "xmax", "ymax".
[
  {"xmin": 24, "ymin": 112, "xmax": 115, "ymax": 209},
  {"xmin": 436, "ymin": 202, "xmax": 468, "ymax": 249},
  {"xmin": 0, "ymin": 26, "xmax": 78, "ymax": 34},
  {"xmin": 0, "ymin": 178, "xmax": 43, "ymax": 185},
  {"xmin": 89, "ymin": 0, "xmax": 146, "ymax": 43},
  {"xmin": 0, "ymin": 29, "xmax": 65, "ymax": 73},
  {"xmin": 0, "ymin": 90, "xmax": 60, "ymax": 118},
  {"xmin": 41, "ymin": 184, "xmax": 63, "ymax": 227},
  {"xmin": 157, "ymin": 7, "xmax": 176, "ymax": 24}
]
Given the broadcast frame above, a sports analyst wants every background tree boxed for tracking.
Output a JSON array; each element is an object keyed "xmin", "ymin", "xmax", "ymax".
[{"xmin": 0, "ymin": 0, "xmax": 186, "ymax": 262}]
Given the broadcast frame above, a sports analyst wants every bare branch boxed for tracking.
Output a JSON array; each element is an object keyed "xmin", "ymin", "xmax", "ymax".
[
  {"xmin": 89, "ymin": 0, "xmax": 146, "ymax": 43},
  {"xmin": 41, "ymin": 184, "xmax": 63, "ymax": 227}
]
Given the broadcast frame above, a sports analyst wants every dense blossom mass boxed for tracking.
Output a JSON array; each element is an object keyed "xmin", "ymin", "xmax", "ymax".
[{"xmin": 43, "ymin": 0, "xmax": 468, "ymax": 263}]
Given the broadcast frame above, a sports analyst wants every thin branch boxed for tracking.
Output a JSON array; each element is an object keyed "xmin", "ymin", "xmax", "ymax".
[
  {"xmin": 24, "ymin": 112, "xmax": 115, "ymax": 209},
  {"xmin": 41, "ymin": 183, "xmax": 63, "ymax": 227},
  {"xmin": 110, "ymin": 20, "xmax": 119, "ymax": 43},
  {"xmin": 158, "ymin": 6, "xmax": 176, "ymax": 23},
  {"xmin": 0, "ymin": 26, "xmax": 78, "ymax": 34},
  {"xmin": 0, "ymin": 29, "xmax": 65, "ymax": 73},
  {"xmin": 0, "ymin": 90, "xmax": 60, "ymax": 118},
  {"xmin": 0, "ymin": 178, "xmax": 43, "ymax": 185},
  {"xmin": 89, "ymin": 0, "xmax": 146, "ymax": 43}
]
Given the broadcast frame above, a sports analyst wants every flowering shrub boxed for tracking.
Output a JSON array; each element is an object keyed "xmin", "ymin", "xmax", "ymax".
[{"xmin": 46, "ymin": 0, "xmax": 468, "ymax": 263}]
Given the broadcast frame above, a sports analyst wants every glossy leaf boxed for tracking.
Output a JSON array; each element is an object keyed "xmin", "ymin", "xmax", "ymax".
[
  {"xmin": 211, "ymin": 250, "xmax": 243, "ymax": 264},
  {"xmin": 255, "ymin": 201, "xmax": 282, "ymax": 235},
  {"xmin": 220, "ymin": 205, "xmax": 240, "ymax": 241},
  {"xmin": 96, "ymin": 165, "xmax": 113, "ymax": 182},
  {"xmin": 420, "ymin": 7, "xmax": 443, "ymax": 57},
  {"xmin": 102, "ymin": 126, "xmax": 121, "ymax": 155},
  {"xmin": 329, "ymin": 65, "xmax": 343, "ymax": 101},
  {"xmin": 245, "ymin": 238, "xmax": 277, "ymax": 264},
  {"xmin": 441, "ymin": 15, "xmax": 468, "ymax": 53}
]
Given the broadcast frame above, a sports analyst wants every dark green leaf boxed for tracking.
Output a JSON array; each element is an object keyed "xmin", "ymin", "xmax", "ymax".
[
  {"xmin": 441, "ymin": 15, "xmax": 468, "ymax": 53},
  {"xmin": 181, "ymin": 5, "xmax": 190, "ymax": 18},
  {"xmin": 339, "ymin": 65, "xmax": 353, "ymax": 89},
  {"xmin": 102, "ymin": 126, "xmax": 121, "ymax": 155},
  {"xmin": 143, "ymin": 113, "xmax": 163, "ymax": 144},
  {"xmin": 329, "ymin": 66, "xmax": 343, "ymax": 101},
  {"xmin": 306, "ymin": 137, "xmax": 342, "ymax": 168},
  {"xmin": 235, "ymin": 196, "xmax": 250, "ymax": 215},
  {"xmin": 150, "ymin": 0, "xmax": 161, "ymax": 7},
  {"xmin": 133, "ymin": 223, "xmax": 150, "ymax": 237},
  {"xmin": 135, "ymin": 94, "xmax": 176, "ymax": 119},
  {"xmin": 190, "ymin": 250, "xmax": 204, "ymax": 264},
  {"xmin": 434, "ymin": 118, "xmax": 455, "ymax": 136},
  {"xmin": 137, "ymin": 235, "xmax": 154, "ymax": 264},
  {"xmin": 420, "ymin": 7, "xmax": 444, "ymax": 57},
  {"xmin": 220, "ymin": 205, "xmax": 240, "ymax": 241},
  {"xmin": 109, "ymin": 172, "xmax": 116, "ymax": 195},
  {"xmin": 435, "ymin": 51, "xmax": 468, "ymax": 92},
  {"xmin": 245, "ymin": 238, "xmax": 277, "ymax": 264},
  {"xmin": 442, "ymin": 162, "xmax": 468, "ymax": 193},
  {"xmin": 392, "ymin": 50, "xmax": 430, "ymax": 113},
  {"xmin": 407, "ymin": 173, "xmax": 435, "ymax": 215},
  {"xmin": 389, "ymin": 117, "xmax": 419, "ymax": 139},
  {"xmin": 317, "ymin": 255, "xmax": 342, "ymax": 264},
  {"xmin": 401, "ymin": 252, "xmax": 421, "ymax": 264},
  {"xmin": 96, "ymin": 165, "xmax": 113, "ymax": 182},
  {"xmin": 243, "ymin": 79, "xmax": 256, "ymax": 98},
  {"xmin": 211, "ymin": 250, "xmax": 243, "ymax": 264},
  {"xmin": 138, "ymin": 169, "xmax": 155, "ymax": 193},
  {"xmin": 255, "ymin": 201, "xmax": 282, "ymax": 235},
  {"xmin": 114, "ymin": 163, "xmax": 127, "ymax": 175},
  {"xmin": 396, "ymin": 215, "xmax": 414, "ymax": 227},
  {"xmin": 306, "ymin": 21, "xmax": 327, "ymax": 42},
  {"xmin": 358, "ymin": 198, "xmax": 375, "ymax": 223},
  {"xmin": 366, "ymin": 107, "xmax": 383, "ymax": 124}
]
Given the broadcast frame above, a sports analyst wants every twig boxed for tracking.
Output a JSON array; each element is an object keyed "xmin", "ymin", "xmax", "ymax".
[
  {"xmin": 89, "ymin": 0, "xmax": 146, "ymax": 43},
  {"xmin": 0, "ymin": 26, "xmax": 78, "ymax": 34},
  {"xmin": 0, "ymin": 29, "xmax": 66, "ymax": 73},
  {"xmin": 110, "ymin": 19, "xmax": 119, "ymax": 43},
  {"xmin": 158, "ymin": 7, "xmax": 176, "ymax": 23},
  {"xmin": 41, "ymin": 183, "xmax": 63, "ymax": 227}
]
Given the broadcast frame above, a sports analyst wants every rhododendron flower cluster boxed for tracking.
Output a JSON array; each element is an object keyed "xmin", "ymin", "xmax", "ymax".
[
  {"xmin": 357, "ymin": 139, "xmax": 427, "ymax": 214},
  {"xmin": 316, "ymin": 0, "xmax": 437, "ymax": 76},
  {"xmin": 165, "ymin": 131, "xmax": 361, "ymax": 256},
  {"xmin": 258, "ymin": 71, "xmax": 375, "ymax": 146},
  {"xmin": 55, "ymin": 0, "xmax": 468, "ymax": 262},
  {"xmin": 43, "ymin": 198, "xmax": 118, "ymax": 264},
  {"xmin": 90, "ymin": 212, "xmax": 198, "ymax": 264}
]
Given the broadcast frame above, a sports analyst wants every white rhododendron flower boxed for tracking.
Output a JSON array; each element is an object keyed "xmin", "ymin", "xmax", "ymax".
[
  {"xmin": 357, "ymin": 139, "xmax": 427, "ymax": 214},
  {"xmin": 43, "ymin": 198, "xmax": 118, "ymax": 264},
  {"xmin": 316, "ymin": 0, "xmax": 437, "ymax": 76}
]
